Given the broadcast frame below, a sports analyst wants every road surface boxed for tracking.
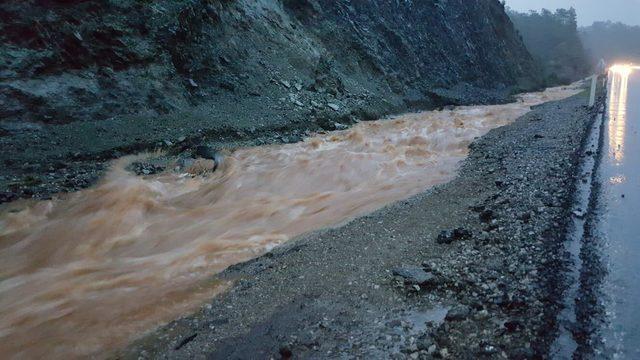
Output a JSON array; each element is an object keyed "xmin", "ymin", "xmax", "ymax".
[{"xmin": 597, "ymin": 67, "xmax": 640, "ymax": 358}]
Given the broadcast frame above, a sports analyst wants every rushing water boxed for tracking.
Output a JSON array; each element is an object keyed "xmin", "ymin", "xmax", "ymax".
[{"xmin": 0, "ymin": 85, "xmax": 581, "ymax": 359}]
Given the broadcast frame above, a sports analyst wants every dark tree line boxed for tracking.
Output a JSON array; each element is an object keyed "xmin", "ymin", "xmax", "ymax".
[
  {"xmin": 580, "ymin": 22, "xmax": 640, "ymax": 65},
  {"xmin": 507, "ymin": 7, "xmax": 591, "ymax": 85}
]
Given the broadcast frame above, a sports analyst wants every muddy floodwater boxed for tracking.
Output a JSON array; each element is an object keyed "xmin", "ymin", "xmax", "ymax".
[{"xmin": 0, "ymin": 85, "xmax": 581, "ymax": 358}]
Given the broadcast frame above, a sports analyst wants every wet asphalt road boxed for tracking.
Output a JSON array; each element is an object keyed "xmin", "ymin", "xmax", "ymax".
[{"xmin": 598, "ymin": 69, "xmax": 640, "ymax": 358}]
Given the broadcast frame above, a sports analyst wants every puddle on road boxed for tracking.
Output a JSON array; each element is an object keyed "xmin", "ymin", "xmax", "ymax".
[
  {"xmin": 404, "ymin": 307, "xmax": 449, "ymax": 333},
  {"xmin": 0, "ymin": 85, "xmax": 581, "ymax": 358}
]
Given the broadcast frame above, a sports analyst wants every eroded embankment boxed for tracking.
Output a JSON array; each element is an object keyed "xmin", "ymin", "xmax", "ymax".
[
  {"xmin": 119, "ymin": 90, "xmax": 596, "ymax": 359},
  {"xmin": 0, "ymin": 0, "xmax": 540, "ymax": 204},
  {"xmin": 0, "ymin": 86, "xmax": 580, "ymax": 359}
]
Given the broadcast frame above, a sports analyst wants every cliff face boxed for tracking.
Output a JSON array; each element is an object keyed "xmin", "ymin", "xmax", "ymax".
[
  {"xmin": 1, "ymin": 0, "xmax": 539, "ymax": 126},
  {"xmin": 0, "ymin": 0, "xmax": 541, "ymax": 202}
]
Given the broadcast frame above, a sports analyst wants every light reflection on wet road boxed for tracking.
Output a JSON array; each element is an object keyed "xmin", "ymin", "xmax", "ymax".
[{"xmin": 600, "ymin": 66, "xmax": 640, "ymax": 358}]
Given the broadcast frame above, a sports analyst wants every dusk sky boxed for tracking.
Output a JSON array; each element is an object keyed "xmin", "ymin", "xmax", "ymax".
[{"xmin": 505, "ymin": 0, "xmax": 640, "ymax": 26}]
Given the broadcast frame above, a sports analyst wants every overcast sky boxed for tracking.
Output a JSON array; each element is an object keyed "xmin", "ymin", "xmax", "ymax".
[{"xmin": 505, "ymin": 0, "xmax": 640, "ymax": 26}]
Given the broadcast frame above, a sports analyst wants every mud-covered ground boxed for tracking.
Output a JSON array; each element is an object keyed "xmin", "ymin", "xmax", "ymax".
[
  {"xmin": 117, "ymin": 90, "xmax": 602, "ymax": 359},
  {"xmin": 0, "ymin": 84, "xmax": 519, "ymax": 204}
]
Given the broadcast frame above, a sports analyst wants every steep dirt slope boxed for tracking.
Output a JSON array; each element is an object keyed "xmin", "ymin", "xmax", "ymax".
[
  {"xmin": 1, "ymin": 0, "xmax": 537, "ymax": 124},
  {"xmin": 0, "ymin": 0, "xmax": 540, "ymax": 202}
]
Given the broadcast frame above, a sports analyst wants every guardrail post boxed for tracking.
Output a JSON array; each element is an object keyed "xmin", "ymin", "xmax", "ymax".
[{"xmin": 589, "ymin": 75, "xmax": 597, "ymax": 108}]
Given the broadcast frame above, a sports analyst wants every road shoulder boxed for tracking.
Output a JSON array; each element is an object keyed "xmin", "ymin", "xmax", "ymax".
[{"xmin": 121, "ymin": 92, "xmax": 596, "ymax": 359}]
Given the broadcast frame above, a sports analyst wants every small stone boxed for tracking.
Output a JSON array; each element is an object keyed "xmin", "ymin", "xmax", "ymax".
[
  {"xmin": 327, "ymin": 103, "xmax": 340, "ymax": 111},
  {"xmin": 188, "ymin": 78, "xmax": 198, "ymax": 88},
  {"xmin": 392, "ymin": 265, "xmax": 435, "ymax": 285},
  {"xmin": 479, "ymin": 210, "xmax": 494, "ymax": 223},
  {"xmin": 479, "ymin": 344, "xmax": 498, "ymax": 355},
  {"xmin": 445, "ymin": 305, "xmax": 471, "ymax": 321},
  {"xmin": 417, "ymin": 335, "xmax": 435, "ymax": 351},
  {"xmin": 504, "ymin": 320, "xmax": 521, "ymax": 333},
  {"xmin": 279, "ymin": 346, "xmax": 293, "ymax": 359},
  {"xmin": 334, "ymin": 123, "xmax": 348, "ymax": 130},
  {"xmin": 437, "ymin": 228, "xmax": 472, "ymax": 244},
  {"xmin": 519, "ymin": 212, "xmax": 531, "ymax": 223}
]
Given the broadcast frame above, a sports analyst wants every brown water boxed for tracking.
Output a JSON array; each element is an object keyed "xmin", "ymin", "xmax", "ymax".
[{"xmin": 0, "ymin": 85, "xmax": 581, "ymax": 358}]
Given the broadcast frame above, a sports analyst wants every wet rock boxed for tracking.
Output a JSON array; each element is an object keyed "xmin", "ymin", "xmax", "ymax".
[
  {"xmin": 0, "ymin": 192, "xmax": 18, "ymax": 203},
  {"xmin": 194, "ymin": 145, "xmax": 219, "ymax": 160},
  {"xmin": 130, "ymin": 162, "xmax": 165, "ymax": 176},
  {"xmin": 392, "ymin": 265, "xmax": 435, "ymax": 285},
  {"xmin": 279, "ymin": 346, "xmax": 293, "ymax": 359},
  {"xmin": 174, "ymin": 333, "xmax": 197, "ymax": 350},
  {"xmin": 219, "ymin": 80, "xmax": 236, "ymax": 91},
  {"xmin": 504, "ymin": 320, "xmax": 522, "ymax": 333},
  {"xmin": 436, "ymin": 228, "xmax": 472, "ymax": 244},
  {"xmin": 445, "ymin": 305, "xmax": 471, "ymax": 321},
  {"xmin": 327, "ymin": 103, "xmax": 340, "ymax": 111},
  {"xmin": 518, "ymin": 212, "xmax": 531, "ymax": 223},
  {"xmin": 334, "ymin": 123, "xmax": 348, "ymax": 130},
  {"xmin": 315, "ymin": 116, "xmax": 336, "ymax": 131},
  {"xmin": 416, "ymin": 334, "xmax": 435, "ymax": 351},
  {"xmin": 479, "ymin": 209, "xmax": 494, "ymax": 223}
]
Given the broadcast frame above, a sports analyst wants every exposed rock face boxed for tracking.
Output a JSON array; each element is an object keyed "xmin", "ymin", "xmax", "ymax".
[{"xmin": 1, "ymin": 0, "xmax": 539, "ymax": 125}]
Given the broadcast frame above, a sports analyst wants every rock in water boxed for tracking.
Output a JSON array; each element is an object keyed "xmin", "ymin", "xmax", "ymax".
[{"xmin": 194, "ymin": 145, "xmax": 224, "ymax": 171}]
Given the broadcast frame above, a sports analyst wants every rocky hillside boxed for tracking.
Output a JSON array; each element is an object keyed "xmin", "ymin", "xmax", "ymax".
[
  {"xmin": 0, "ymin": 0, "xmax": 541, "ymax": 202},
  {"xmin": 1, "ymin": 0, "xmax": 538, "ymax": 125}
]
